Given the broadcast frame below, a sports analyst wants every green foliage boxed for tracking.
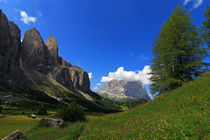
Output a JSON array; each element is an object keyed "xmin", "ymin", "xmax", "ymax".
[
  {"xmin": 58, "ymin": 101, "xmax": 85, "ymax": 122},
  {"xmin": 37, "ymin": 104, "xmax": 48, "ymax": 115},
  {"xmin": 38, "ymin": 119, "xmax": 50, "ymax": 127},
  {"xmin": 202, "ymin": 6, "xmax": 210, "ymax": 47},
  {"xmin": 80, "ymin": 74, "xmax": 209, "ymax": 139},
  {"xmin": 97, "ymin": 97, "xmax": 147, "ymax": 111},
  {"xmin": 150, "ymin": 6, "xmax": 207, "ymax": 94}
]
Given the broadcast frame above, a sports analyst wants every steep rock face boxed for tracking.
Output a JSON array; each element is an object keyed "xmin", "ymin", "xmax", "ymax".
[
  {"xmin": 0, "ymin": 10, "xmax": 21, "ymax": 82},
  {"xmin": 0, "ymin": 9, "xmax": 97, "ymax": 106},
  {"xmin": 46, "ymin": 36, "xmax": 59, "ymax": 68},
  {"xmin": 22, "ymin": 28, "xmax": 48, "ymax": 73},
  {"xmin": 69, "ymin": 66, "xmax": 90, "ymax": 92},
  {"xmin": 52, "ymin": 65, "xmax": 91, "ymax": 92},
  {"xmin": 51, "ymin": 66, "xmax": 74, "ymax": 90},
  {"xmin": 60, "ymin": 57, "xmax": 71, "ymax": 67},
  {"xmin": 98, "ymin": 80, "xmax": 150, "ymax": 100}
]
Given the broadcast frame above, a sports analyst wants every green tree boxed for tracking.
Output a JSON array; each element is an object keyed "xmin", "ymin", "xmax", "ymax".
[
  {"xmin": 150, "ymin": 6, "xmax": 206, "ymax": 94},
  {"xmin": 58, "ymin": 101, "xmax": 85, "ymax": 122},
  {"xmin": 202, "ymin": 6, "xmax": 209, "ymax": 48}
]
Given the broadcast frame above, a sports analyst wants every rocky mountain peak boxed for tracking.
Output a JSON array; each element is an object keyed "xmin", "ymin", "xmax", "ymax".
[
  {"xmin": 46, "ymin": 35, "xmax": 59, "ymax": 68},
  {"xmin": 98, "ymin": 80, "xmax": 150, "ymax": 100},
  {"xmin": 0, "ymin": 9, "xmax": 98, "ymax": 106},
  {"xmin": 22, "ymin": 27, "xmax": 47, "ymax": 73},
  {"xmin": 46, "ymin": 35, "xmax": 58, "ymax": 50}
]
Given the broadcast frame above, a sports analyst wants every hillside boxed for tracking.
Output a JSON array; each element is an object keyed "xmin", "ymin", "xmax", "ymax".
[{"xmin": 80, "ymin": 74, "xmax": 209, "ymax": 139}]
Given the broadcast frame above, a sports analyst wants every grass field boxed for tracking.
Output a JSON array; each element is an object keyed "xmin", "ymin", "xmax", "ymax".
[
  {"xmin": 23, "ymin": 122, "xmax": 84, "ymax": 140},
  {"xmin": 79, "ymin": 74, "xmax": 209, "ymax": 140},
  {"xmin": 0, "ymin": 74, "xmax": 209, "ymax": 139},
  {"xmin": 0, "ymin": 114, "xmax": 84, "ymax": 140},
  {"xmin": 0, "ymin": 115, "xmax": 40, "ymax": 138}
]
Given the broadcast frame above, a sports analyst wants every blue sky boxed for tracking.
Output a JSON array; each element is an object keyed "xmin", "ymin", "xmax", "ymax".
[{"xmin": 0, "ymin": 0, "xmax": 208, "ymax": 97}]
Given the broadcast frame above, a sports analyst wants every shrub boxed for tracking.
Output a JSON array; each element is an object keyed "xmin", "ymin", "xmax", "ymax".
[
  {"xmin": 38, "ymin": 119, "xmax": 50, "ymax": 127},
  {"xmin": 37, "ymin": 104, "xmax": 48, "ymax": 115},
  {"xmin": 58, "ymin": 101, "xmax": 85, "ymax": 122}
]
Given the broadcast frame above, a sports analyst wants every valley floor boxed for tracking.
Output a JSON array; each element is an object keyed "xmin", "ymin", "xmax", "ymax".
[{"xmin": 0, "ymin": 74, "xmax": 209, "ymax": 140}]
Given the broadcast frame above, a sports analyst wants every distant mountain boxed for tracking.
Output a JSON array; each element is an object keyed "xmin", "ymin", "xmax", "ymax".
[
  {"xmin": 0, "ymin": 9, "xmax": 117, "ymax": 112},
  {"xmin": 98, "ymin": 80, "xmax": 151, "ymax": 100}
]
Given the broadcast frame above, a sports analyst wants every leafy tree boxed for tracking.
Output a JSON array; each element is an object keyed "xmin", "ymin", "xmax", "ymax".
[
  {"xmin": 202, "ymin": 6, "xmax": 210, "ymax": 48},
  {"xmin": 150, "ymin": 6, "xmax": 207, "ymax": 94},
  {"xmin": 37, "ymin": 104, "xmax": 48, "ymax": 115},
  {"xmin": 58, "ymin": 101, "xmax": 85, "ymax": 122}
]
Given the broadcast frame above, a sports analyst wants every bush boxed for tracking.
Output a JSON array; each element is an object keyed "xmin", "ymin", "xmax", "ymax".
[
  {"xmin": 58, "ymin": 101, "xmax": 85, "ymax": 122},
  {"xmin": 38, "ymin": 119, "xmax": 50, "ymax": 127},
  {"xmin": 37, "ymin": 104, "xmax": 48, "ymax": 115}
]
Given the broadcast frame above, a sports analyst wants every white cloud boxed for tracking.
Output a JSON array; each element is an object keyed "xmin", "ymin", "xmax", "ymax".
[
  {"xmin": 20, "ymin": 10, "xmax": 37, "ymax": 24},
  {"xmin": 96, "ymin": 83, "xmax": 102, "ymax": 86},
  {"xmin": 93, "ymin": 86, "xmax": 98, "ymax": 90},
  {"xmin": 183, "ymin": 0, "xmax": 203, "ymax": 9},
  {"xmin": 183, "ymin": 0, "xmax": 191, "ymax": 5},
  {"xmin": 193, "ymin": 0, "xmax": 203, "ymax": 9},
  {"xmin": 101, "ymin": 65, "xmax": 152, "ymax": 85},
  {"xmin": 88, "ymin": 72, "xmax": 93, "ymax": 79}
]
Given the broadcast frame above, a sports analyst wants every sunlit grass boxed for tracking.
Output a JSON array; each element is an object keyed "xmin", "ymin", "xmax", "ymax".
[
  {"xmin": 80, "ymin": 74, "xmax": 209, "ymax": 140},
  {"xmin": 0, "ymin": 115, "xmax": 40, "ymax": 138}
]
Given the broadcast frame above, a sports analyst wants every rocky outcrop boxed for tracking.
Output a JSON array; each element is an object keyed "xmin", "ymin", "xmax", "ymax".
[
  {"xmin": 0, "ymin": 10, "xmax": 22, "ymax": 82},
  {"xmin": 2, "ymin": 130, "xmax": 24, "ymax": 140},
  {"xmin": 59, "ymin": 57, "xmax": 71, "ymax": 67},
  {"xmin": 41, "ymin": 118, "xmax": 65, "ymax": 128},
  {"xmin": 98, "ymin": 80, "xmax": 151, "ymax": 100},
  {"xmin": 22, "ymin": 28, "xmax": 48, "ymax": 73},
  {"xmin": 52, "ymin": 65, "xmax": 91, "ymax": 92},
  {"xmin": 46, "ymin": 36, "xmax": 59, "ymax": 68},
  {"xmin": 69, "ymin": 66, "xmax": 90, "ymax": 92}
]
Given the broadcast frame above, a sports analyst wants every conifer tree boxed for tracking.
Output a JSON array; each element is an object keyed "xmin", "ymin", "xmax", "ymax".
[{"xmin": 150, "ymin": 6, "xmax": 206, "ymax": 94}]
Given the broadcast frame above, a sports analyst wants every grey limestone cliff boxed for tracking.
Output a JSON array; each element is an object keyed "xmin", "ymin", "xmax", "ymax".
[
  {"xmin": 0, "ymin": 10, "xmax": 22, "ymax": 82},
  {"xmin": 98, "ymin": 80, "xmax": 150, "ymax": 100}
]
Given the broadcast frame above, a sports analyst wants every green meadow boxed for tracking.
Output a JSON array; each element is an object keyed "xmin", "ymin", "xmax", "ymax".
[
  {"xmin": 79, "ymin": 74, "xmax": 209, "ymax": 140},
  {"xmin": 0, "ymin": 74, "xmax": 209, "ymax": 139}
]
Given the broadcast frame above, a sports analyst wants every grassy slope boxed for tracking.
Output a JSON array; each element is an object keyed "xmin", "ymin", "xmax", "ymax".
[{"xmin": 80, "ymin": 74, "xmax": 209, "ymax": 140}]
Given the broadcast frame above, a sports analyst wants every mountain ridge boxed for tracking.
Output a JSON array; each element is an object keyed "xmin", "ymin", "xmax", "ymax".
[
  {"xmin": 0, "ymin": 9, "xmax": 116, "ymax": 112},
  {"xmin": 98, "ymin": 79, "xmax": 151, "ymax": 100}
]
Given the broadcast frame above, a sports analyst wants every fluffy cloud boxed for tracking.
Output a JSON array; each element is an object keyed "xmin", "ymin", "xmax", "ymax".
[
  {"xmin": 20, "ymin": 11, "xmax": 37, "ymax": 24},
  {"xmin": 101, "ymin": 65, "xmax": 152, "ymax": 85},
  {"xmin": 183, "ymin": 0, "xmax": 203, "ymax": 9},
  {"xmin": 96, "ymin": 83, "xmax": 102, "ymax": 86},
  {"xmin": 88, "ymin": 72, "xmax": 93, "ymax": 79},
  {"xmin": 93, "ymin": 87, "xmax": 98, "ymax": 90}
]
